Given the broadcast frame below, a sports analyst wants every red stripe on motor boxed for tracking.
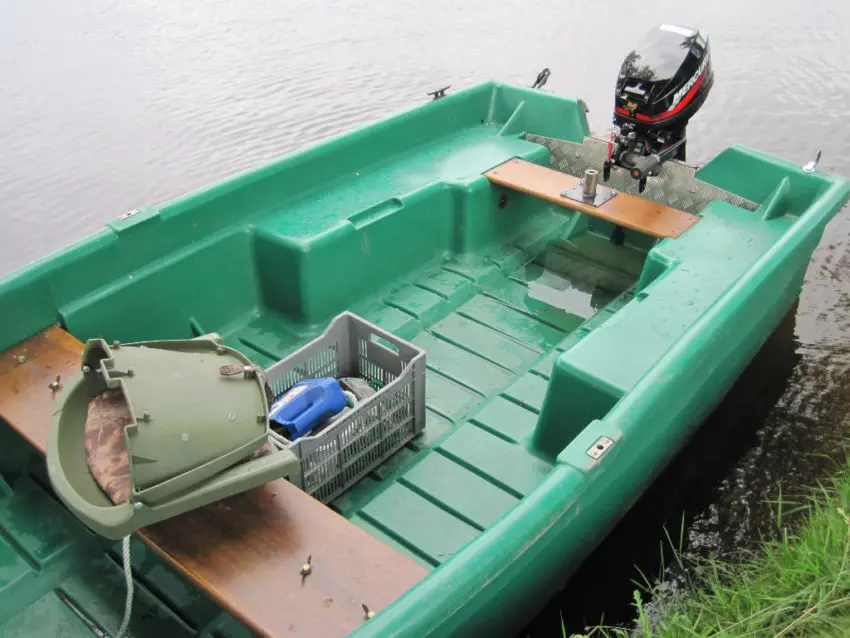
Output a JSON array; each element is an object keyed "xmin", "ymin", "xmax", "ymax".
[{"xmin": 633, "ymin": 71, "xmax": 707, "ymax": 123}]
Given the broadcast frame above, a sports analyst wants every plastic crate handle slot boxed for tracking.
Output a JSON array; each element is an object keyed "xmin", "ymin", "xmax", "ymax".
[{"xmin": 370, "ymin": 333, "xmax": 399, "ymax": 355}]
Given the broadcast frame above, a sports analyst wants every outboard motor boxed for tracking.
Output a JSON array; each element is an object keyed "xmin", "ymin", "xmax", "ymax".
[{"xmin": 604, "ymin": 24, "xmax": 713, "ymax": 192}]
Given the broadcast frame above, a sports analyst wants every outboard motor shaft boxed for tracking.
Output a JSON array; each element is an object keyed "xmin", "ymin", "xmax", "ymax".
[{"xmin": 604, "ymin": 24, "xmax": 713, "ymax": 192}]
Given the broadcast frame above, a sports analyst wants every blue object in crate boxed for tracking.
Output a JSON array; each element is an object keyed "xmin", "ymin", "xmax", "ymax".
[{"xmin": 270, "ymin": 377, "xmax": 347, "ymax": 439}]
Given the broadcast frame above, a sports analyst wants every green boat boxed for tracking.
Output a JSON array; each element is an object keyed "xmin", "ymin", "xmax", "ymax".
[{"xmin": 1, "ymin": 26, "xmax": 849, "ymax": 638}]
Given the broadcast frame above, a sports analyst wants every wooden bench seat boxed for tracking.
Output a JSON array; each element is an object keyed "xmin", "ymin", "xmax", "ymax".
[
  {"xmin": 484, "ymin": 158, "xmax": 700, "ymax": 239},
  {"xmin": 0, "ymin": 326, "xmax": 426, "ymax": 638}
]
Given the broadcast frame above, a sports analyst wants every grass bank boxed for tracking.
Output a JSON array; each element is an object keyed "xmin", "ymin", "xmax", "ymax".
[{"xmin": 575, "ymin": 460, "xmax": 850, "ymax": 637}]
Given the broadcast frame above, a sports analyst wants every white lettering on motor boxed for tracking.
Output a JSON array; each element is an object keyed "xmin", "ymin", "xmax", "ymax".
[{"xmin": 669, "ymin": 56, "xmax": 708, "ymax": 112}]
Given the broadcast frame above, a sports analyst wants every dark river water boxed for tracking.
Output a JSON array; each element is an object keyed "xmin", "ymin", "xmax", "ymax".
[{"xmin": 2, "ymin": 1, "xmax": 850, "ymax": 634}]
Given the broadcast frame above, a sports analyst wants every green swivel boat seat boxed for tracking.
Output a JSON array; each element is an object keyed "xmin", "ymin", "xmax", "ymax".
[{"xmin": 47, "ymin": 334, "xmax": 301, "ymax": 540}]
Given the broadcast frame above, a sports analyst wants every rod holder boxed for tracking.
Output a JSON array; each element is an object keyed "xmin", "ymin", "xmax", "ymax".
[
  {"xmin": 560, "ymin": 167, "xmax": 617, "ymax": 207},
  {"xmin": 582, "ymin": 169, "xmax": 599, "ymax": 201}
]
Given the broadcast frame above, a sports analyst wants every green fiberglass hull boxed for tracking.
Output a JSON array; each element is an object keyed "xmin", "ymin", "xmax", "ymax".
[{"xmin": 1, "ymin": 82, "xmax": 848, "ymax": 637}]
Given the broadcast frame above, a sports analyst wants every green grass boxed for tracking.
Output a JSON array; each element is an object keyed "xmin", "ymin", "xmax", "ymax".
[{"xmin": 573, "ymin": 460, "xmax": 850, "ymax": 638}]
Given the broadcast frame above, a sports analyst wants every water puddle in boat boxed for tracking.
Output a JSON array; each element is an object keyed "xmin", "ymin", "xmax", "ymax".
[
  {"xmin": 521, "ymin": 240, "xmax": 639, "ymax": 321},
  {"xmin": 526, "ymin": 269, "xmax": 599, "ymax": 318}
]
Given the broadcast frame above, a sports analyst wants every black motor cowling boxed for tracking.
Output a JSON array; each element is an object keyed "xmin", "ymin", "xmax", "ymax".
[{"xmin": 604, "ymin": 24, "xmax": 713, "ymax": 191}]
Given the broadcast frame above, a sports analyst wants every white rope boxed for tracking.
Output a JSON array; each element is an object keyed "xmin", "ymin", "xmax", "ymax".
[{"xmin": 114, "ymin": 535, "xmax": 134, "ymax": 638}]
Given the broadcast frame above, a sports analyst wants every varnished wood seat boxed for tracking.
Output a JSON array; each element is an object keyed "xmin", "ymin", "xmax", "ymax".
[
  {"xmin": 0, "ymin": 326, "xmax": 426, "ymax": 637},
  {"xmin": 484, "ymin": 158, "xmax": 700, "ymax": 239}
]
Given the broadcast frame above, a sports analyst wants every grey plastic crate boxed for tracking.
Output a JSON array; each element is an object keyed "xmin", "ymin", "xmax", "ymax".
[{"xmin": 265, "ymin": 312, "xmax": 426, "ymax": 503}]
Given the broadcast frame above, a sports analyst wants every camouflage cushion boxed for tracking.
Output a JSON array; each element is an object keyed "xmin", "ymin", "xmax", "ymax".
[{"xmin": 84, "ymin": 389, "xmax": 132, "ymax": 504}]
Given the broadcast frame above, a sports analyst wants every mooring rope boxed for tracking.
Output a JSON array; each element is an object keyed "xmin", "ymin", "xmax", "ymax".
[{"xmin": 114, "ymin": 535, "xmax": 134, "ymax": 638}]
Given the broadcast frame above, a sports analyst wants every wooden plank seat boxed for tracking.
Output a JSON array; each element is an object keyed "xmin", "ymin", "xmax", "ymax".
[
  {"xmin": 0, "ymin": 326, "xmax": 427, "ymax": 638},
  {"xmin": 484, "ymin": 158, "xmax": 700, "ymax": 239}
]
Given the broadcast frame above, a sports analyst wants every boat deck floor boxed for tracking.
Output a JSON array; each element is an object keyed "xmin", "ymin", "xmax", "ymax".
[{"xmin": 221, "ymin": 217, "xmax": 643, "ymax": 568}]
